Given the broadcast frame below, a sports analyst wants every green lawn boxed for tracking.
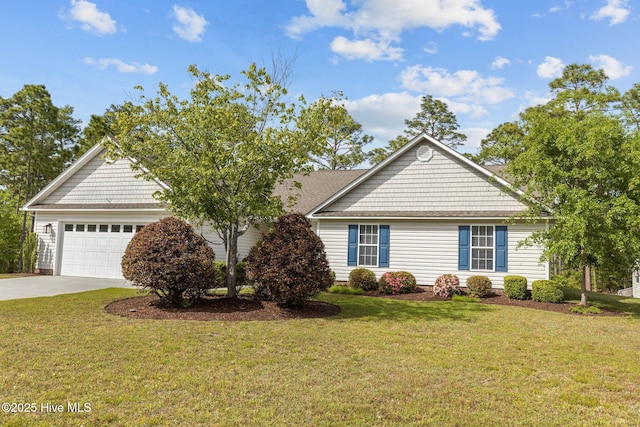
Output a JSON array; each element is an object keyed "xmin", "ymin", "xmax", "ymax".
[{"xmin": 2, "ymin": 289, "xmax": 640, "ymax": 426}]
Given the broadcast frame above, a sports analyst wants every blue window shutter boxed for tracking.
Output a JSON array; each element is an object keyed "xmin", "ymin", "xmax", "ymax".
[
  {"xmin": 458, "ymin": 226, "xmax": 470, "ymax": 271},
  {"xmin": 379, "ymin": 225, "xmax": 390, "ymax": 268},
  {"xmin": 495, "ymin": 226, "xmax": 508, "ymax": 272},
  {"xmin": 348, "ymin": 225, "xmax": 358, "ymax": 266}
]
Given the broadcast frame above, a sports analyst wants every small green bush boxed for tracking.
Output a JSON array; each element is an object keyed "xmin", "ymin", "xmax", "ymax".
[
  {"xmin": 503, "ymin": 275, "xmax": 528, "ymax": 300},
  {"xmin": 569, "ymin": 305, "xmax": 602, "ymax": 315},
  {"xmin": 348, "ymin": 268, "xmax": 377, "ymax": 291},
  {"xmin": 466, "ymin": 275, "xmax": 492, "ymax": 298},
  {"xmin": 531, "ymin": 280, "xmax": 564, "ymax": 303},
  {"xmin": 378, "ymin": 271, "xmax": 417, "ymax": 295},
  {"xmin": 433, "ymin": 274, "xmax": 461, "ymax": 298},
  {"xmin": 552, "ymin": 270, "xmax": 581, "ymax": 289},
  {"xmin": 328, "ymin": 285, "xmax": 364, "ymax": 295}
]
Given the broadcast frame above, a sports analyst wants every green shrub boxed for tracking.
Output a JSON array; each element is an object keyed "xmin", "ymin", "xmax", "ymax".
[
  {"xmin": 552, "ymin": 270, "xmax": 581, "ymax": 289},
  {"xmin": 466, "ymin": 275, "xmax": 492, "ymax": 298},
  {"xmin": 348, "ymin": 268, "xmax": 377, "ymax": 291},
  {"xmin": 531, "ymin": 280, "xmax": 564, "ymax": 303},
  {"xmin": 503, "ymin": 275, "xmax": 528, "ymax": 300},
  {"xmin": 328, "ymin": 285, "xmax": 364, "ymax": 295},
  {"xmin": 433, "ymin": 274, "xmax": 461, "ymax": 298},
  {"xmin": 329, "ymin": 270, "xmax": 336, "ymax": 286},
  {"xmin": 121, "ymin": 217, "xmax": 216, "ymax": 307},
  {"xmin": 569, "ymin": 305, "xmax": 602, "ymax": 315},
  {"xmin": 379, "ymin": 271, "xmax": 417, "ymax": 295},
  {"xmin": 246, "ymin": 213, "xmax": 332, "ymax": 307}
]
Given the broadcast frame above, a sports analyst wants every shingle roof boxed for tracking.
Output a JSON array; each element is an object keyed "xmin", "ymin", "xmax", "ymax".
[
  {"xmin": 273, "ymin": 169, "xmax": 367, "ymax": 215},
  {"xmin": 312, "ymin": 210, "xmax": 547, "ymax": 218}
]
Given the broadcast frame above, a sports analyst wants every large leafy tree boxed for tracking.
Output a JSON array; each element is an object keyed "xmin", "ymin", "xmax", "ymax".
[
  {"xmin": 0, "ymin": 84, "xmax": 80, "ymax": 271},
  {"xmin": 106, "ymin": 64, "xmax": 312, "ymax": 298},
  {"xmin": 297, "ymin": 91, "xmax": 372, "ymax": 170},
  {"xmin": 473, "ymin": 121, "xmax": 524, "ymax": 165},
  {"xmin": 370, "ymin": 95, "xmax": 466, "ymax": 164},
  {"xmin": 504, "ymin": 64, "xmax": 640, "ymax": 305}
]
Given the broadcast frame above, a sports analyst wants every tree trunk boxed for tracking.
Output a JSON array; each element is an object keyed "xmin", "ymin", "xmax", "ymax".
[
  {"xmin": 580, "ymin": 265, "xmax": 589, "ymax": 306},
  {"xmin": 225, "ymin": 225, "xmax": 238, "ymax": 298}
]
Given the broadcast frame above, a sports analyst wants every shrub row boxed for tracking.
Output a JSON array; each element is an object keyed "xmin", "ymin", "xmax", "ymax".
[{"xmin": 347, "ymin": 268, "xmax": 417, "ymax": 295}]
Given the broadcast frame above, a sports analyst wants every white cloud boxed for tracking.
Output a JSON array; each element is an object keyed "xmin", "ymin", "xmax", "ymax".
[
  {"xmin": 537, "ymin": 56, "xmax": 565, "ymax": 79},
  {"xmin": 173, "ymin": 5, "xmax": 208, "ymax": 42},
  {"xmin": 462, "ymin": 127, "xmax": 491, "ymax": 150},
  {"xmin": 589, "ymin": 54, "xmax": 633, "ymax": 79},
  {"xmin": 330, "ymin": 36, "xmax": 403, "ymax": 61},
  {"xmin": 286, "ymin": 0, "xmax": 501, "ymax": 61},
  {"xmin": 590, "ymin": 0, "xmax": 630, "ymax": 25},
  {"xmin": 491, "ymin": 56, "xmax": 511, "ymax": 70},
  {"xmin": 399, "ymin": 65, "xmax": 514, "ymax": 104},
  {"xmin": 345, "ymin": 92, "xmax": 421, "ymax": 142},
  {"xmin": 549, "ymin": 1, "xmax": 573, "ymax": 13},
  {"xmin": 67, "ymin": 0, "xmax": 117, "ymax": 35},
  {"xmin": 84, "ymin": 57, "xmax": 158, "ymax": 75},
  {"xmin": 423, "ymin": 41, "xmax": 438, "ymax": 55}
]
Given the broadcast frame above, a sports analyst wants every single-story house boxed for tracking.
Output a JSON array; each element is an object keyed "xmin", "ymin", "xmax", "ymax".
[{"xmin": 23, "ymin": 133, "xmax": 550, "ymax": 286}]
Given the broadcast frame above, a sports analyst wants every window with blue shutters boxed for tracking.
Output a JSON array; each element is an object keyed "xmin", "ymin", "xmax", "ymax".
[
  {"xmin": 348, "ymin": 224, "xmax": 389, "ymax": 267},
  {"xmin": 459, "ymin": 225, "xmax": 508, "ymax": 272}
]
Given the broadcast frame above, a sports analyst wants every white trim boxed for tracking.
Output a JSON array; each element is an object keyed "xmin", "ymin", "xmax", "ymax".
[
  {"xmin": 470, "ymin": 224, "xmax": 496, "ymax": 272},
  {"xmin": 357, "ymin": 224, "xmax": 380, "ymax": 267},
  {"xmin": 314, "ymin": 216, "xmax": 515, "ymax": 221},
  {"xmin": 25, "ymin": 208, "xmax": 168, "ymax": 213}
]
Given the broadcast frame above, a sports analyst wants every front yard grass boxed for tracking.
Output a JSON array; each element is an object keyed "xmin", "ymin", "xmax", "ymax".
[{"xmin": 2, "ymin": 288, "xmax": 640, "ymax": 426}]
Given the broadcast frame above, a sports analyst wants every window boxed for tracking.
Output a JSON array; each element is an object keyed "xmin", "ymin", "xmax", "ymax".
[
  {"xmin": 87, "ymin": 224, "xmax": 97, "ymax": 232},
  {"xmin": 111, "ymin": 224, "xmax": 121, "ymax": 233},
  {"xmin": 99, "ymin": 224, "xmax": 108, "ymax": 232},
  {"xmin": 458, "ymin": 225, "xmax": 508, "ymax": 272},
  {"xmin": 75, "ymin": 224, "xmax": 85, "ymax": 232},
  {"xmin": 471, "ymin": 226, "xmax": 494, "ymax": 270},
  {"xmin": 358, "ymin": 225, "xmax": 379, "ymax": 266},
  {"xmin": 136, "ymin": 225, "xmax": 144, "ymax": 232},
  {"xmin": 64, "ymin": 224, "xmax": 73, "ymax": 232},
  {"xmin": 348, "ymin": 224, "xmax": 389, "ymax": 268},
  {"xmin": 123, "ymin": 225, "xmax": 133, "ymax": 233}
]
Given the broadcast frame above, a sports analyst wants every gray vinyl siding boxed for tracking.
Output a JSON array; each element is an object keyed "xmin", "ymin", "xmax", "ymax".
[
  {"xmin": 42, "ymin": 151, "xmax": 163, "ymax": 205},
  {"xmin": 195, "ymin": 223, "xmax": 264, "ymax": 262},
  {"xmin": 318, "ymin": 219, "xmax": 548, "ymax": 287},
  {"xmin": 324, "ymin": 141, "xmax": 526, "ymax": 212}
]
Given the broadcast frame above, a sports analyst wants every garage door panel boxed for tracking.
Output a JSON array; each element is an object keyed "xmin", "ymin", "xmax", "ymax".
[{"xmin": 60, "ymin": 223, "xmax": 144, "ymax": 279}]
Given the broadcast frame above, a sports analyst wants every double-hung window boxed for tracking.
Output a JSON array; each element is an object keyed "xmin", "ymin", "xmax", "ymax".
[
  {"xmin": 471, "ymin": 226, "xmax": 494, "ymax": 270},
  {"xmin": 358, "ymin": 225, "xmax": 379, "ymax": 266},
  {"xmin": 459, "ymin": 225, "xmax": 507, "ymax": 272},
  {"xmin": 348, "ymin": 224, "xmax": 390, "ymax": 268}
]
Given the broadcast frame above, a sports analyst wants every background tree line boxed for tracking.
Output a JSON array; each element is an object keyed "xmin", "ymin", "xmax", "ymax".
[{"xmin": 4, "ymin": 62, "xmax": 640, "ymax": 305}]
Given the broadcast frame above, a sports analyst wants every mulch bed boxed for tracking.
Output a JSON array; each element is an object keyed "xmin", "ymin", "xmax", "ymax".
[
  {"xmin": 105, "ymin": 294, "xmax": 341, "ymax": 321},
  {"xmin": 105, "ymin": 286, "xmax": 625, "ymax": 321}
]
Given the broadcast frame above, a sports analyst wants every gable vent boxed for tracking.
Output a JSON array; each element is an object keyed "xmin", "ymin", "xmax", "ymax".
[{"xmin": 416, "ymin": 146, "xmax": 433, "ymax": 162}]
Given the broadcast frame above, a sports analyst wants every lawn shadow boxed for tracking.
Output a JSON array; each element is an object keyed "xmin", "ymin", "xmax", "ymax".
[
  {"xmin": 562, "ymin": 287, "xmax": 640, "ymax": 318},
  {"xmin": 321, "ymin": 294, "xmax": 494, "ymax": 323}
]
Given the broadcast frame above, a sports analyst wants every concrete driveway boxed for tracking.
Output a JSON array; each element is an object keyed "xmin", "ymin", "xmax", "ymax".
[{"xmin": 0, "ymin": 275, "xmax": 135, "ymax": 301}]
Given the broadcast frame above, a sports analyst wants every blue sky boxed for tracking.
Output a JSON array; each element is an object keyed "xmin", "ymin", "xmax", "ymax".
[{"xmin": 2, "ymin": 0, "xmax": 638, "ymax": 155}]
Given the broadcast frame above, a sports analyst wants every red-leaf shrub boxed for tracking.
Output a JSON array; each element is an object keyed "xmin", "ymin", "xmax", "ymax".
[
  {"xmin": 121, "ymin": 217, "xmax": 216, "ymax": 307},
  {"xmin": 378, "ymin": 271, "xmax": 417, "ymax": 295},
  {"xmin": 246, "ymin": 213, "xmax": 332, "ymax": 307}
]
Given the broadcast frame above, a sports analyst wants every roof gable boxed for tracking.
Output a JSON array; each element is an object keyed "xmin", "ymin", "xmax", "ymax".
[
  {"xmin": 311, "ymin": 133, "xmax": 528, "ymax": 217},
  {"xmin": 24, "ymin": 143, "xmax": 168, "ymax": 210}
]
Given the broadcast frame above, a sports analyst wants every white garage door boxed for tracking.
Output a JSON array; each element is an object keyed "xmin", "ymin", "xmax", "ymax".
[{"xmin": 60, "ymin": 223, "xmax": 144, "ymax": 279}]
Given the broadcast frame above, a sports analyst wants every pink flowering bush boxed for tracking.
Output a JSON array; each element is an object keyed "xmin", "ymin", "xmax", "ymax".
[
  {"xmin": 433, "ymin": 274, "xmax": 461, "ymax": 297},
  {"xmin": 378, "ymin": 271, "xmax": 417, "ymax": 295}
]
